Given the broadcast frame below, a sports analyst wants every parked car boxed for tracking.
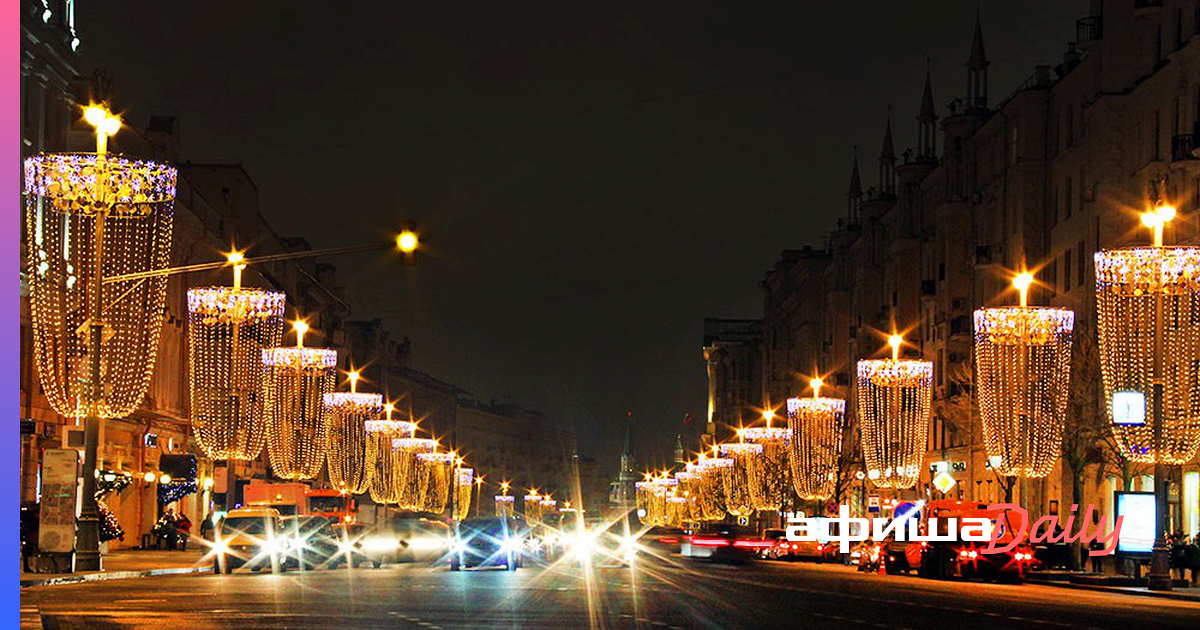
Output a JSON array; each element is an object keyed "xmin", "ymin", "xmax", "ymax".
[
  {"xmin": 279, "ymin": 515, "xmax": 340, "ymax": 570},
  {"xmin": 212, "ymin": 507, "xmax": 285, "ymax": 573},
  {"xmin": 449, "ymin": 517, "xmax": 528, "ymax": 571}
]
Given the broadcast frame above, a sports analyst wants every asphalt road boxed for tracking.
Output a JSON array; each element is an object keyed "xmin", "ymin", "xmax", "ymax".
[{"xmin": 21, "ymin": 556, "xmax": 1200, "ymax": 630}]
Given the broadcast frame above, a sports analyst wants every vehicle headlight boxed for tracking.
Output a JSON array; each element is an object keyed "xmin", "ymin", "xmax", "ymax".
[
  {"xmin": 212, "ymin": 539, "xmax": 229, "ymax": 555},
  {"xmin": 264, "ymin": 538, "xmax": 285, "ymax": 553},
  {"xmin": 362, "ymin": 537, "xmax": 400, "ymax": 552},
  {"xmin": 338, "ymin": 541, "xmax": 355, "ymax": 554},
  {"xmin": 500, "ymin": 537, "xmax": 523, "ymax": 553},
  {"xmin": 451, "ymin": 541, "xmax": 467, "ymax": 554},
  {"xmin": 408, "ymin": 537, "xmax": 445, "ymax": 551},
  {"xmin": 570, "ymin": 534, "xmax": 596, "ymax": 558}
]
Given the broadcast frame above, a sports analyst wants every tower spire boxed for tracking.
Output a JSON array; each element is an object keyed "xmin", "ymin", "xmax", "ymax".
[
  {"xmin": 917, "ymin": 64, "xmax": 937, "ymax": 159},
  {"xmin": 967, "ymin": 9, "xmax": 989, "ymax": 111},
  {"xmin": 879, "ymin": 110, "xmax": 896, "ymax": 195},
  {"xmin": 847, "ymin": 150, "xmax": 863, "ymax": 221}
]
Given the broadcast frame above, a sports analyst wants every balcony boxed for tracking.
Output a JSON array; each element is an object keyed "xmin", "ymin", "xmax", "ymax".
[
  {"xmin": 1076, "ymin": 15, "xmax": 1102, "ymax": 43},
  {"xmin": 1172, "ymin": 134, "xmax": 1200, "ymax": 162}
]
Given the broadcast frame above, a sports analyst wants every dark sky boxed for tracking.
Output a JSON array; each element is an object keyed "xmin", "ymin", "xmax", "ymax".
[{"xmin": 78, "ymin": 1, "xmax": 1084, "ymax": 474}]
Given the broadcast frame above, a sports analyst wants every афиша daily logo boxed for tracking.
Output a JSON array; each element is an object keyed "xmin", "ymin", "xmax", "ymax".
[{"xmin": 785, "ymin": 503, "xmax": 1124, "ymax": 555}]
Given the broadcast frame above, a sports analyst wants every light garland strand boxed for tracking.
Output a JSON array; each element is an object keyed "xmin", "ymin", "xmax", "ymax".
[
  {"xmin": 740, "ymin": 426, "xmax": 791, "ymax": 511},
  {"xmin": 452, "ymin": 468, "xmax": 473, "ymax": 521},
  {"xmin": 856, "ymin": 357, "xmax": 933, "ymax": 489},
  {"xmin": 188, "ymin": 286, "xmax": 285, "ymax": 460},
  {"xmin": 974, "ymin": 306, "xmax": 1074, "ymax": 477},
  {"xmin": 262, "ymin": 346, "xmax": 337, "ymax": 480},
  {"xmin": 787, "ymin": 396, "xmax": 846, "ymax": 500},
  {"xmin": 718, "ymin": 442, "xmax": 762, "ymax": 517},
  {"xmin": 417, "ymin": 452, "xmax": 454, "ymax": 514},
  {"xmin": 394, "ymin": 437, "xmax": 437, "ymax": 509},
  {"xmin": 324, "ymin": 391, "xmax": 382, "ymax": 494},
  {"xmin": 24, "ymin": 153, "xmax": 177, "ymax": 419},
  {"xmin": 495, "ymin": 494, "xmax": 515, "ymax": 518},
  {"xmin": 1095, "ymin": 246, "xmax": 1200, "ymax": 464}
]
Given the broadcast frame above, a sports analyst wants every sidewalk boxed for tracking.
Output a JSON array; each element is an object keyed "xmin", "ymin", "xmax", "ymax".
[
  {"xmin": 1028, "ymin": 571, "xmax": 1200, "ymax": 603},
  {"xmin": 20, "ymin": 548, "xmax": 211, "ymax": 587}
]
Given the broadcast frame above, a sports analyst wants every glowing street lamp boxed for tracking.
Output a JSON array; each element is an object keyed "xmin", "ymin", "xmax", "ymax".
[
  {"xmin": 24, "ymin": 104, "xmax": 177, "ymax": 570},
  {"xmin": 1095, "ymin": 187, "xmax": 1200, "ymax": 591},
  {"xmin": 974, "ymin": 272, "xmax": 1073, "ymax": 481},
  {"xmin": 856, "ymin": 332, "xmax": 933, "ymax": 489}
]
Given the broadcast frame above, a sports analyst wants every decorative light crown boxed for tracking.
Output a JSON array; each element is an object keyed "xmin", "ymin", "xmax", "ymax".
[
  {"xmin": 324, "ymin": 392, "xmax": 383, "ymax": 415},
  {"xmin": 262, "ymin": 346, "xmax": 337, "ymax": 370},
  {"xmin": 24, "ymin": 153, "xmax": 177, "ymax": 214},
  {"xmin": 188, "ymin": 287, "xmax": 286, "ymax": 325},
  {"xmin": 973, "ymin": 307, "xmax": 1074, "ymax": 346}
]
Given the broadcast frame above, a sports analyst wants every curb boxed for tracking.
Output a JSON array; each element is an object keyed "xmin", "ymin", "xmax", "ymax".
[
  {"xmin": 1027, "ymin": 578, "xmax": 1200, "ymax": 603},
  {"xmin": 20, "ymin": 565, "xmax": 211, "ymax": 588}
]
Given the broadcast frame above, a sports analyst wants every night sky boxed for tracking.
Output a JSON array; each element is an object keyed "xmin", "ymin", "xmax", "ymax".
[{"xmin": 78, "ymin": 1, "xmax": 1083, "ymax": 474}]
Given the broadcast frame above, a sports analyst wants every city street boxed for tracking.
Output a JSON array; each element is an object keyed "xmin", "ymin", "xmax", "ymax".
[{"xmin": 21, "ymin": 558, "xmax": 1200, "ymax": 630}]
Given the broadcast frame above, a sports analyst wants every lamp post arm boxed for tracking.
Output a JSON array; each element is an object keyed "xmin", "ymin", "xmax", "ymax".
[{"xmin": 102, "ymin": 241, "xmax": 394, "ymax": 285}]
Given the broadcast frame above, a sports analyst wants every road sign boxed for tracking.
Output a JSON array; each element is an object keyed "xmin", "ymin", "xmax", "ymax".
[
  {"xmin": 867, "ymin": 495, "xmax": 881, "ymax": 513},
  {"xmin": 736, "ymin": 515, "xmax": 749, "ymax": 526},
  {"xmin": 932, "ymin": 470, "xmax": 957, "ymax": 494}
]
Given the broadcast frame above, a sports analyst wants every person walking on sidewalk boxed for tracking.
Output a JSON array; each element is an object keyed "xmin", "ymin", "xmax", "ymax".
[
  {"xmin": 199, "ymin": 512, "xmax": 214, "ymax": 541},
  {"xmin": 175, "ymin": 513, "xmax": 192, "ymax": 551}
]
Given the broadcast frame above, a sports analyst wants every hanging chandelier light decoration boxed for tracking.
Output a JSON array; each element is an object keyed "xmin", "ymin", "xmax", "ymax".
[
  {"xmin": 525, "ymin": 490, "xmax": 546, "ymax": 522},
  {"xmin": 262, "ymin": 319, "xmax": 338, "ymax": 480},
  {"xmin": 740, "ymin": 409, "xmax": 792, "ymax": 511},
  {"xmin": 974, "ymin": 273, "xmax": 1074, "ymax": 477},
  {"xmin": 368, "ymin": 403, "xmax": 418, "ymax": 505},
  {"xmin": 674, "ymin": 470, "xmax": 700, "ymax": 523},
  {"xmin": 452, "ymin": 466, "xmax": 474, "ymax": 521},
  {"xmin": 788, "ymin": 377, "xmax": 846, "ymax": 501},
  {"xmin": 1096, "ymin": 203, "xmax": 1200, "ymax": 464},
  {"xmin": 24, "ymin": 112, "xmax": 178, "ymax": 420},
  {"xmin": 719, "ymin": 441, "xmax": 762, "ymax": 517},
  {"xmin": 324, "ymin": 370, "xmax": 383, "ymax": 494},
  {"xmin": 392, "ymin": 436, "xmax": 436, "ymax": 509},
  {"xmin": 856, "ymin": 333, "xmax": 933, "ymax": 489},
  {"xmin": 692, "ymin": 453, "xmax": 732, "ymax": 521},
  {"xmin": 495, "ymin": 482, "xmax": 515, "ymax": 518},
  {"xmin": 417, "ymin": 451, "xmax": 455, "ymax": 514},
  {"xmin": 188, "ymin": 254, "xmax": 285, "ymax": 460}
]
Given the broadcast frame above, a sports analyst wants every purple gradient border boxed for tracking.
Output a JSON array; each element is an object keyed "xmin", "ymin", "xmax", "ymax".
[{"xmin": 6, "ymin": 3, "xmax": 21, "ymax": 619}]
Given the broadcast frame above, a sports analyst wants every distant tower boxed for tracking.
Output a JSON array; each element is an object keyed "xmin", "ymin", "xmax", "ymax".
[
  {"xmin": 673, "ymin": 434, "xmax": 685, "ymax": 467},
  {"xmin": 879, "ymin": 112, "xmax": 896, "ymax": 195},
  {"xmin": 847, "ymin": 153, "xmax": 863, "ymax": 221},
  {"xmin": 609, "ymin": 414, "xmax": 638, "ymax": 513},
  {"xmin": 966, "ymin": 11, "xmax": 989, "ymax": 112},
  {"xmin": 917, "ymin": 67, "xmax": 937, "ymax": 160}
]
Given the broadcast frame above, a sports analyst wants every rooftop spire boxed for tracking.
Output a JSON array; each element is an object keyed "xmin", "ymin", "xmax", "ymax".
[
  {"xmin": 880, "ymin": 111, "xmax": 895, "ymax": 162},
  {"xmin": 848, "ymin": 152, "xmax": 863, "ymax": 197},
  {"xmin": 968, "ymin": 10, "xmax": 989, "ymax": 69},
  {"xmin": 919, "ymin": 66, "xmax": 936, "ymax": 121}
]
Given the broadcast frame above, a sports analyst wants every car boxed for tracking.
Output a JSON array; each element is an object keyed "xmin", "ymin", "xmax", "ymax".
[
  {"xmin": 279, "ymin": 515, "xmax": 340, "ymax": 570},
  {"xmin": 331, "ymin": 522, "xmax": 405, "ymax": 568},
  {"xmin": 680, "ymin": 525, "xmax": 772, "ymax": 563},
  {"xmin": 898, "ymin": 501, "xmax": 1039, "ymax": 582},
  {"xmin": 392, "ymin": 518, "xmax": 451, "ymax": 564},
  {"xmin": 759, "ymin": 529, "xmax": 786, "ymax": 559},
  {"xmin": 449, "ymin": 517, "xmax": 527, "ymax": 571},
  {"xmin": 561, "ymin": 517, "xmax": 639, "ymax": 567},
  {"xmin": 641, "ymin": 526, "xmax": 685, "ymax": 555},
  {"xmin": 212, "ymin": 507, "xmax": 286, "ymax": 573}
]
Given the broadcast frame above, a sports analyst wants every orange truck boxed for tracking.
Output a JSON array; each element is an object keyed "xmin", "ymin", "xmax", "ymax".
[
  {"xmin": 243, "ymin": 483, "xmax": 357, "ymax": 523},
  {"xmin": 882, "ymin": 499, "xmax": 1037, "ymax": 582}
]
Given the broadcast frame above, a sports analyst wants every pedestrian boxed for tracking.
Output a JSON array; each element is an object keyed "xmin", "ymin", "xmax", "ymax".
[
  {"xmin": 176, "ymin": 513, "xmax": 192, "ymax": 551},
  {"xmin": 1089, "ymin": 539, "xmax": 1104, "ymax": 573},
  {"xmin": 200, "ymin": 512, "xmax": 214, "ymax": 541},
  {"xmin": 162, "ymin": 509, "xmax": 178, "ymax": 550}
]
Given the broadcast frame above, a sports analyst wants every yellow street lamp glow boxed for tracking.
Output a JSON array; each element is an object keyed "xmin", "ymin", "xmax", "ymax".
[
  {"xmin": 100, "ymin": 117, "xmax": 121, "ymax": 137},
  {"xmin": 292, "ymin": 319, "xmax": 309, "ymax": 347},
  {"xmin": 159, "ymin": 474, "xmax": 172, "ymax": 485},
  {"xmin": 84, "ymin": 105, "xmax": 108, "ymax": 127},
  {"xmin": 1013, "ymin": 272, "xmax": 1034, "ymax": 308},
  {"xmin": 142, "ymin": 472, "xmax": 155, "ymax": 483},
  {"xmin": 383, "ymin": 402, "xmax": 395, "ymax": 419},
  {"xmin": 347, "ymin": 370, "xmax": 360, "ymax": 394},
  {"xmin": 888, "ymin": 334, "xmax": 903, "ymax": 361},
  {"xmin": 811, "ymin": 376, "xmax": 824, "ymax": 399},
  {"xmin": 762, "ymin": 408, "xmax": 776, "ymax": 423},
  {"xmin": 1143, "ymin": 203, "xmax": 1177, "ymax": 247},
  {"xmin": 226, "ymin": 250, "xmax": 247, "ymax": 290},
  {"xmin": 396, "ymin": 230, "xmax": 419, "ymax": 254}
]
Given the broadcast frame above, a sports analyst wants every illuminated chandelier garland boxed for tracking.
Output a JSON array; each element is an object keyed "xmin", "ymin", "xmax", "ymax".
[
  {"xmin": 674, "ymin": 471, "xmax": 700, "ymax": 522},
  {"xmin": 787, "ymin": 386, "xmax": 846, "ymax": 500},
  {"xmin": 856, "ymin": 335, "xmax": 932, "ymax": 489},
  {"xmin": 692, "ymin": 456, "xmax": 731, "ymax": 521},
  {"xmin": 1096, "ymin": 245, "xmax": 1200, "ymax": 464},
  {"xmin": 974, "ymin": 277, "xmax": 1074, "ymax": 478},
  {"xmin": 524, "ymin": 492, "xmax": 543, "ymax": 522},
  {"xmin": 719, "ymin": 442, "xmax": 762, "ymax": 517},
  {"xmin": 262, "ymin": 322, "xmax": 337, "ymax": 480},
  {"xmin": 324, "ymin": 373, "xmax": 382, "ymax": 494},
  {"xmin": 188, "ymin": 264, "xmax": 286, "ymax": 460},
  {"xmin": 495, "ymin": 494, "xmax": 515, "ymax": 518},
  {"xmin": 740, "ymin": 425, "xmax": 791, "ymax": 511},
  {"xmin": 418, "ymin": 452, "xmax": 454, "ymax": 514},
  {"xmin": 24, "ymin": 152, "xmax": 177, "ymax": 419},
  {"xmin": 367, "ymin": 404, "xmax": 417, "ymax": 505},
  {"xmin": 394, "ymin": 437, "xmax": 437, "ymax": 510},
  {"xmin": 452, "ymin": 467, "xmax": 474, "ymax": 521}
]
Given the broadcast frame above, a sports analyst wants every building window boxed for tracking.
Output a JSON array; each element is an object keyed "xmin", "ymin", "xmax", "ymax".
[
  {"xmin": 1077, "ymin": 241, "xmax": 1086, "ymax": 287},
  {"xmin": 1063, "ymin": 251, "xmax": 1072, "ymax": 292},
  {"xmin": 1065, "ymin": 177, "xmax": 1073, "ymax": 219}
]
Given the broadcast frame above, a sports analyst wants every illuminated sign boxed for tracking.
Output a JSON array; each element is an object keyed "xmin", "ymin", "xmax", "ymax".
[
  {"xmin": 1114, "ymin": 491, "xmax": 1155, "ymax": 555},
  {"xmin": 1112, "ymin": 391, "xmax": 1146, "ymax": 426}
]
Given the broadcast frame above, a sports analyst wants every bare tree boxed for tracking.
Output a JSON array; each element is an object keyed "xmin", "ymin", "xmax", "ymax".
[{"xmin": 1061, "ymin": 319, "xmax": 1110, "ymax": 571}]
